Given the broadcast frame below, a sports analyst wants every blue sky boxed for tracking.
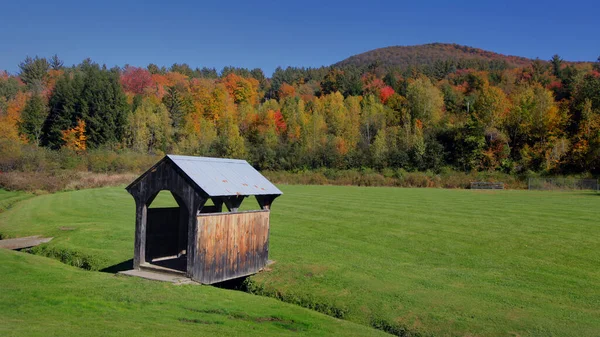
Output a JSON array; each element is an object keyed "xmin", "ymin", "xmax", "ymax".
[{"xmin": 1, "ymin": 0, "xmax": 598, "ymax": 75}]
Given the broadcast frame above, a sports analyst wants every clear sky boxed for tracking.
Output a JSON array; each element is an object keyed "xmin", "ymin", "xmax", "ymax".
[{"xmin": 1, "ymin": 0, "xmax": 598, "ymax": 76}]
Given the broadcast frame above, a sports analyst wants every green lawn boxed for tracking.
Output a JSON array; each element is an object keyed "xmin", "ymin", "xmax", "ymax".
[
  {"xmin": 1, "ymin": 186, "xmax": 599, "ymax": 336},
  {"xmin": 0, "ymin": 189, "xmax": 32, "ymax": 215},
  {"xmin": 0, "ymin": 188, "xmax": 386, "ymax": 337},
  {"xmin": 0, "ymin": 249, "xmax": 386, "ymax": 337}
]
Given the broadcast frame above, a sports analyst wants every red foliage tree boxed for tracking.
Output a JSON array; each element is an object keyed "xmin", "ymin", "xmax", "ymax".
[
  {"xmin": 121, "ymin": 66, "xmax": 154, "ymax": 95},
  {"xmin": 273, "ymin": 110, "xmax": 287, "ymax": 135},
  {"xmin": 379, "ymin": 86, "xmax": 395, "ymax": 104}
]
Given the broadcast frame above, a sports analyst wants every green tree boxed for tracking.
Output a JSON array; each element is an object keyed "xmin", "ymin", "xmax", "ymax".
[
  {"xmin": 43, "ymin": 61, "xmax": 128, "ymax": 149},
  {"xmin": 78, "ymin": 62, "xmax": 129, "ymax": 147},
  {"xmin": 360, "ymin": 95, "xmax": 386, "ymax": 147},
  {"xmin": 49, "ymin": 54, "xmax": 64, "ymax": 70},
  {"xmin": 18, "ymin": 56, "xmax": 49, "ymax": 91},
  {"xmin": 42, "ymin": 71, "xmax": 81, "ymax": 149},
  {"xmin": 550, "ymin": 54, "xmax": 563, "ymax": 79},
  {"xmin": 19, "ymin": 94, "xmax": 47, "ymax": 145},
  {"xmin": 163, "ymin": 86, "xmax": 184, "ymax": 130},
  {"xmin": 371, "ymin": 127, "xmax": 388, "ymax": 168}
]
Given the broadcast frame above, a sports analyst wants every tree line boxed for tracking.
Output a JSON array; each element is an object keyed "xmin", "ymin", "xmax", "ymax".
[{"xmin": 1, "ymin": 54, "xmax": 599, "ymax": 174}]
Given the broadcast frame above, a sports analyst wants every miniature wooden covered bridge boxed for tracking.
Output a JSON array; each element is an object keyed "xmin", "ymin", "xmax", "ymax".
[{"xmin": 126, "ymin": 155, "xmax": 282, "ymax": 284}]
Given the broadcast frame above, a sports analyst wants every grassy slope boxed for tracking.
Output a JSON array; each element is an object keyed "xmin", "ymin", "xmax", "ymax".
[
  {"xmin": 0, "ymin": 249, "xmax": 386, "ymax": 337},
  {"xmin": 0, "ymin": 190, "xmax": 32, "ymax": 214},
  {"xmin": 0, "ymin": 186, "xmax": 599, "ymax": 336}
]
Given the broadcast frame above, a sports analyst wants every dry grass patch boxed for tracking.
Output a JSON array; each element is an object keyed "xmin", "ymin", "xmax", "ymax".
[{"xmin": 0, "ymin": 171, "xmax": 136, "ymax": 193}]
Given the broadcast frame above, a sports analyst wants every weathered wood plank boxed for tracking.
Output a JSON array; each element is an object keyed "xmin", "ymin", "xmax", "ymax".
[{"xmin": 194, "ymin": 210, "xmax": 270, "ymax": 284}]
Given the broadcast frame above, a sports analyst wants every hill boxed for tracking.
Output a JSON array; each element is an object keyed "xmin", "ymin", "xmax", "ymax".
[{"xmin": 334, "ymin": 43, "xmax": 536, "ymax": 69}]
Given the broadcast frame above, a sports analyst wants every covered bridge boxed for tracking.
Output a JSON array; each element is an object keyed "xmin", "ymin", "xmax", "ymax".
[{"xmin": 126, "ymin": 155, "xmax": 282, "ymax": 284}]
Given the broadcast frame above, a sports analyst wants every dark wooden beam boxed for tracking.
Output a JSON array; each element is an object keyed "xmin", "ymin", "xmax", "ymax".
[
  {"xmin": 256, "ymin": 194, "xmax": 279, "ymax": 210},
  {"xmin": 223, "ymin": 195, "xmax": 245, "ymax": 212}
]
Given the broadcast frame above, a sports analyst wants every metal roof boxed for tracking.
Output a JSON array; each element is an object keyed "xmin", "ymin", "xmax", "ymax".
[{"xmin": 166, "ymin": 155, "xmax": 282, "ymax": 197}]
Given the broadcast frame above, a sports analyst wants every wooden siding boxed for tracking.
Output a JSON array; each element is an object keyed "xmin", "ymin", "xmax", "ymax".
[{"xmin": 193, "ymin": 210, "xmax": 270, "ymax": 284}]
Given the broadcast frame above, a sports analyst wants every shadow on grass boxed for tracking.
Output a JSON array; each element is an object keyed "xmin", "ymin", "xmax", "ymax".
[
  {"xmin": 98, "ymin": 259, "xmax": 249, "ymax": 291},
  {"xmin": 211, "ymin": 276, "xmax": 250, "ymax": 291},
  {"xmin": 100, "ymin": 259, "xmax": 133, "ymax": 273},
  {"xmin": 571, "ymin": 191, "xmax": 600, "ymax": 197}
]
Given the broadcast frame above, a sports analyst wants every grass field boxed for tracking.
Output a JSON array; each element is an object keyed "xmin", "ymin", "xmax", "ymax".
[
  {"xmin": 0, "ymin": 186, "xmax": 599, "ymax": 336},
  {"xmin": 0, "ymin": 189, "xmax": 386, "ymax": 337}
]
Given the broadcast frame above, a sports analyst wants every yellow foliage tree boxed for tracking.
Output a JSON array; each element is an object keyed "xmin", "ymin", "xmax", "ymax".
[{"xmin": 61, "ymin": 119, "xmax": 87, "ymax": 152}]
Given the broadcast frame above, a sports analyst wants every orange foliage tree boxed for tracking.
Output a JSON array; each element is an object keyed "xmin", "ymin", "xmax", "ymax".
[
  {"xmin": 61, "ymin": 119, "xmax": 87, "ymax": 152},
  {"xmin": 0, "ymin": 91, "xmax": 27, "ymax": 143},
  {"xmin": 278, "ymin": 83, "xmax": 296, "ymax": 99}
]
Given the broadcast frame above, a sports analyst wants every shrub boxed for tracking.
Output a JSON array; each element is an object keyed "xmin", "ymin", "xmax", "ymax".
[{"xmin": 27, "ymin": 245, "xmax": 101, "ymax": 270}]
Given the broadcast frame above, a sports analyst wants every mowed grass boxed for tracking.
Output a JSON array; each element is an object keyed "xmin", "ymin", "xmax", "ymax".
[
  {"xmin": 0, "ymin": 189, "xmax": 386, "ymax": 337},
  {"xmin": 0, "ymin": 249, "xmax": 386, "ymax": 337},
  {"xmin": 0, "ymin": 189, "xmax": 32, "ymax": 215},
  {"xmin": 0, "ymin": 185, "xmax": 599, "ymax": 336},
  {"xmin": 259, "ymin": 186, "xmax": 600, "ymax": 336}
]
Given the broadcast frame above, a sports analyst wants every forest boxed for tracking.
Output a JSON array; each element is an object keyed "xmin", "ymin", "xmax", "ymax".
[{"xmin": 1, "ymin": 48, "xmax": 599, "ymax": 176}]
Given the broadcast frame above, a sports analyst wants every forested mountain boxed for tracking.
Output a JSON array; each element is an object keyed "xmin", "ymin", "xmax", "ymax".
[
  {"xmin": 1, "ymin": 47, "xmax": 600, "ymax": 175},
  {"xmin": 335, "ymin": 43, "xmax": 537, "ymax": 69}
]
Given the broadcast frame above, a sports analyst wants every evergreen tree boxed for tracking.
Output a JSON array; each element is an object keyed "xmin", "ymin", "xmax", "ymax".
[
  {"xmin": 42, "ymin": 71, "xmax": 80, "ymax": 149},
  {"xmin": 19, "ymin": 94, "xmax": 47, "ymax": 145},
  {"xmin": 18, "ymin": 56, "xmax": 49, "ymax": 91},
  {"xmin": 551, "ymin": 54, "xmax": 563, "ymax": 79},
  {"xmin": 163, "ymin": 86, "xmax": 184, "ymax": 130},
  {"xmin": 42, "ymin": 61, "xmax": 128, "ymax": 149},
  {"xmin": 50, "ymin": 54, "xmax": 64, "ymax": 70}
]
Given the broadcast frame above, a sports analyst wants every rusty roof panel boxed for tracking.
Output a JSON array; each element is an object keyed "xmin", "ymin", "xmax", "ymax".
[{"xmin": 167, "ymin": 155, "xmax": 282, "ymax": 197}]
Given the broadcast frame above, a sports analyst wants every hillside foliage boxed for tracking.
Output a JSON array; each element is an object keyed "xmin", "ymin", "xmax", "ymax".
[
  {"xmin": 1, "ymin": 45, "xmax": 599, "ymax": 175},
  {"xmin": 335, "ymin": 43, "xmax": 535, "ymax": 69}
]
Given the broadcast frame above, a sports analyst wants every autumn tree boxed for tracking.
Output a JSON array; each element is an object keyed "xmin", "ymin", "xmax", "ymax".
[
  {"xmin": 278, "ymin": 83, "xmax": 296, "ymax": 99},
  {"xmin": 121, "ymin": 66, "xmax": 154, "ymax": 95},
  {"xmin": 505, "ymin": 83, "xmax": 564, "ymax": 170},
  {"xmin": 221, "ymin": 73, "xmax": 260, "ymax": 105},
  {"xmin": 473, "ymin": 84, "xmax": 510, "ymax": 131},
  {"xmin": 0, "ymin": 91, "xmax": 27, "ymax": 143},
  {"xmin": 126, "ymin": 98, "xmax": 173, "ymax": 153},
  {"xmin": 61, "ymin": 119, "xmax": 87, "ymax": 152},
  {"xmin": 405, "ymin": 77, "xmax": 444, "ymax": 126}
]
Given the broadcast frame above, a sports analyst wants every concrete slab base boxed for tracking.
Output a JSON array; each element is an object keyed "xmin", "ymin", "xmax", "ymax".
[
  {"xmin": 0, "ymin": 235, "xmax": 53, "ymax": 250},
  {"xmin": 118, "ymin": 269, "xmax": 199, "ymax": 285}
]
